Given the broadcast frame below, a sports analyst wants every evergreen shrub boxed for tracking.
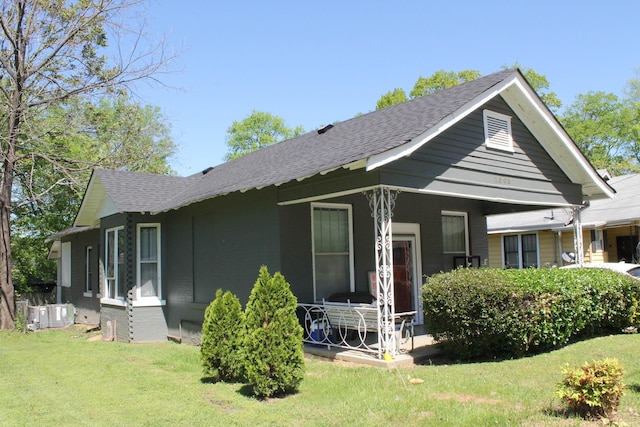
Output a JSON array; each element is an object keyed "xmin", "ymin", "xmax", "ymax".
[
  {"xmin": 422, "ymin": 267, "xmax": 640, "ymax": 360},
  {"xmin": 243, "ymin": 266, "xmax": 305, "ymax": 398},
  {"xmin": 200, "ymin": 289, "xmax": 246, "ymax": 382}
]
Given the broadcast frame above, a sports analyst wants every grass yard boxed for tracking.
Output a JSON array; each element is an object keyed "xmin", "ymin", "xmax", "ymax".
[{"xmin": 1, "ymin": 329, "xmax": 639, "ymax": 426}]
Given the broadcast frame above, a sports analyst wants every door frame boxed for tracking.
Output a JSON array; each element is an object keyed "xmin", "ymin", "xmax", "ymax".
[{"xmin": 393, "ymin": 223, "xmax": 423, "ymax": 324}]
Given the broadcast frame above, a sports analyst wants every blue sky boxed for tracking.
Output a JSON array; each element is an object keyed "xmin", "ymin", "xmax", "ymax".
[{"xmin": 135, "ymin": 1, "xmax": 640, "ymax": 176}]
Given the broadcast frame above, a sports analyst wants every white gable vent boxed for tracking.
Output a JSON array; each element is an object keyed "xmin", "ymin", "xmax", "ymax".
[{"xmin": 483, "ymin": 110, "xmax": 514, "ymax": 152}]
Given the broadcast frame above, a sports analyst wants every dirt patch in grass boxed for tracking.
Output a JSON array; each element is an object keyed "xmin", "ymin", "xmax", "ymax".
[{"xmin": 433, "ymin": 392, "xmax": 503, "ymax": 405}]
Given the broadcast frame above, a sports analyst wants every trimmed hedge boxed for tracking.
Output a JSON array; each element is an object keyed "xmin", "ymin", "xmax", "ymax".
[{"xmin": 422, "ymin": 267, "xmax": 640, "ymax": 360}]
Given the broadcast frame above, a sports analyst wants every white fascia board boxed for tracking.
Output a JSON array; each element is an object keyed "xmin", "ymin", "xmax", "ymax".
[
  {"xmin": 366, "ymin": 74, "xmax": 520, "ymax": 171},
  {"xmin": 501, "ymin": 77, "xmax": 615, "ymax": 200},
  {"xmin": 73, "ymin": 175, "xmax": 117, "ymax": 227},
  {"xmin": 73, "ymin": 175, "xmax": 103, "ymax": 226}
]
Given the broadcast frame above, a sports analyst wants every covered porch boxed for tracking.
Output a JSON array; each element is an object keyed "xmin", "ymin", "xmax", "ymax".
[{"xmin": 289, "ymin": 184, "xmax": 591, "ymax": 361}]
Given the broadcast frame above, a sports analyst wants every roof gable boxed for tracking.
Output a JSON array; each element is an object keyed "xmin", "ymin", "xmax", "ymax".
[{"xmin": 74, "ymin": 169, "xmax": 197, "ymax": 226}]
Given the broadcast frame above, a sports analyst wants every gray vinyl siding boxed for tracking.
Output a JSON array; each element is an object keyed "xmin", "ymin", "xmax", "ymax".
[
  {"xmin": 59, "ymin": 229, "xmax": 101, "ymax": 325},
  {"xmin": 281, "ymin": 191, "xmax": 490, "ymax": 304},
  {"xmin": 380, "ymin": 97, "xmax": 583, "ymax": 206},
  {"xmin": 161, "ymin": 188, "xmax": 282, "ymax": 342}
]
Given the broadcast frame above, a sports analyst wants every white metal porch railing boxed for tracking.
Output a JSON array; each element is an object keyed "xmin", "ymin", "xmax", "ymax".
[{"xmin": 297, "ymin": 301, "xmax": 415, "ymax": 358}]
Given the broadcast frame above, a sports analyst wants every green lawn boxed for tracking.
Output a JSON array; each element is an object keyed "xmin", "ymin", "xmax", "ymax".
[{"xmin": 1, "ymin": 329, "xmax": 639, "ymax": 426}]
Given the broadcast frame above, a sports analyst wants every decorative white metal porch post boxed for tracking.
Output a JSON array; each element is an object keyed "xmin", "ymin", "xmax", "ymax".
[
  {"xmin": 366, "ymin": 186, "xmax": 398, "ymax": 359},
  {"xmin": 572, "ymin": 206, "xmax": 584, "ymax": 266}
]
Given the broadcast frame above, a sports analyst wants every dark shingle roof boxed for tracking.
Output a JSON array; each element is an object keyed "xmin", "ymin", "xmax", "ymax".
[
  {"xmin": 150, "ymin": 68, "xmax": 517, "ymax": 212},
  {"xmin": 94, "ymin": 169, "xmax": 198, "ymax": 212}
]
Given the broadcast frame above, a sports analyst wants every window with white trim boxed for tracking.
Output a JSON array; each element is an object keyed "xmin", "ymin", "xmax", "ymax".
[
  {"xmin": 61, "ymin": 242, "xmax": 71, "ymax": 287},
  {"xmin": 441, "ymin": 211, "xmax": 469, "ymax": 254},
  {"xmin": 591, "ymin": 229, "xmax": 605, "ymax": 252},
  {"xmin": 312, "ymin": 204, "xmax": 354, "ymax": 301},
  {"xmin": 503, "ymin": 233, "xmax": 539, "ymax": 268},
  {"xmin": 105, "ymin": 226, "xmax": 125, "ymax": 300},
  {"xmin": 137, "ymin": 224, "xmax": 161, "ymax": 301},
  {"xmin": 483, "ymin": 110, "xmax": 514, "ymax": 152},
  {"xmin": 84, "ymin": 246, "xmax": 93, "ymax": 295}
]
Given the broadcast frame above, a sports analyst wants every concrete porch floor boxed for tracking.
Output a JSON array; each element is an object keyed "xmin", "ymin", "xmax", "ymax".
[{"xmin": 304, "ymin": 326, "xmax": 441, "ymax": 369}]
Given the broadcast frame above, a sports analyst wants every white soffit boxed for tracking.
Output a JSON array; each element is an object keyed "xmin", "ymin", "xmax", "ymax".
[
  {"xmin": 74, "ymin": 175, "xmax": 118, "ymax": 227},
  {"xmin": 500, "ymin": 77, "xmax": 614, "ymax": 200}
]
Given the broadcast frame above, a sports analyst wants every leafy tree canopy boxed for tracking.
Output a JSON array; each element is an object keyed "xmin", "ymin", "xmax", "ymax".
[
  {"xmin": 374, "ymin": 65, "xmax": 561, "ymax": 113},
  {"xmin": 224, "ymin": 110, "xmax": 304, "ymax": 161},
  {"xmin": 410, "ymin": 69, "xmax": 482, "ymax": 99},
  {"xmin": 11, "ymin": 94, "xmax": 175, "ymax": 293},
  {"xmin": 560, "ymin": 91, "xmax": 639, "ymax": 174},
  {"xmin": 376, "ymin": 88, "xmax": 408, "ymax": 110},
  {"xmin": 0, "ymin": 0, "xmax": 177, "ymax": 326}
]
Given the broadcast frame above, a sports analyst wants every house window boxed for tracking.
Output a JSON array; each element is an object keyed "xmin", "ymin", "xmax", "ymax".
[
  {"xmin": 591, "ymin": 229, "xmax": 605, "ymax": 252},
  {"xmin": 137, "ymin": 224, "xmax": 162, "ymax": 302},
  {"xmin": 84, "ymin": 246, "xmax": 93, "ymax": 296},
  {"xmin": 503, "ymin": 233, "xmax": 538, "ymax": 268},
  {"xmin": 483, "ymin": 110, "xmax": 514, "ymax": 152},
  {"xmin": 61, "ymin": 242, "xmax": 71, "ymax": 287},
  {"xmin": 312, "ymin": 204, "xmax": 354, "ymax": 301},
  {"xmin": 105, "ymin": 226, "xmax": 125, "ymax": 300},
  {"xmin": 441, "ymin": 211, "xmax": 469, "ymax": 254}
]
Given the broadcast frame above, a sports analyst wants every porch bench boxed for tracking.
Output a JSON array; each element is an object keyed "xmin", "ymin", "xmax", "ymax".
[{"xmin": 321, "ymin": 300, "xmax": 416, "ymax": 352}]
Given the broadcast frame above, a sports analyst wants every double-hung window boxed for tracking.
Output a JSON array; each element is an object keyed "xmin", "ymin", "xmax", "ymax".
[
  {"xmin": 136, "ymin": 224, "xmax": 162, "ymax": 304},
  {"xmin": 84, "ymin": 246, "xmax": 93, "ymax": 296},
  {"xmin": 105, "ymin": 226, "xmax": 125, "ymax": 301},
  {"xmin": 441, "ymin": 211, "xmax": 469, "ymax": 255},
  {"xmin": 503, "ymin": 233, "xmax": 538, "ymax": 268},
  {"xmin": 312, "ymin": 204, "xmax": 354, "ymax": 302}
]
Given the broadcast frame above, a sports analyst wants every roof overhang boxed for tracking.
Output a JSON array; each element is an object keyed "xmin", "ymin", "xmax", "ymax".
[
  {"xmin": 365, "ymin": 72, "xmax": 614, "ymax": 203},
  {"xmin": 74, "ymin": 172, "xmax": 119, "ymax": 227}
]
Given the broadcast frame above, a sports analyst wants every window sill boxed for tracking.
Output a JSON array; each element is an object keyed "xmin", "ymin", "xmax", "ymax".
[
  {"xmin": 83, "ymin": 292, "xmax": 93, "ymax": 298},
  {"xmin": 100, "ymin": 298, "xmax": 126, "ymax": 307},
  {"xmin": 131, "ymin": 299, "xmax": 166, "ymax": 307}
]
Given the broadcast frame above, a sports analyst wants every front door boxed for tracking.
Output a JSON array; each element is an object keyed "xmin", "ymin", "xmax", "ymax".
[
  {"xmin": 617, "ymin": 235, "xmax": 639, "ymax": 262},
  {"xmin": 392, "ymin": 223, "xmax": 423, "ymax": 324}
]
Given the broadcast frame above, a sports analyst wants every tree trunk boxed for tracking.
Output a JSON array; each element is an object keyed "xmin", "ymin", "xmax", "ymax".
[{"xmin": 0, "ymin": 156, "xmax": 16, "ymax": 330}]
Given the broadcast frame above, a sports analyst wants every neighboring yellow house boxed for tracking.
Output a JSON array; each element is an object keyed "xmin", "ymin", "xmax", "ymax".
[{"xmin": 487, "ymin": 173, "xmax": 640, "ymax": 268}]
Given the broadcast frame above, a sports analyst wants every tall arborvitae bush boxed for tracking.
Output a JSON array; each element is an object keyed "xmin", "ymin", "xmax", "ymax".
[
  {"xmin": 200, "ymin": 289, "xmax": 246, "ymax": 382},
  {"xmin": 243, "ymin": 266, "xmax": 305, "ymax": 397}
]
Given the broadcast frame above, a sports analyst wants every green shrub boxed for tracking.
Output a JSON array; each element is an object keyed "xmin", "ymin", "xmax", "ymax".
[
  {"xmin": 422, "ymin": 267, "xmax": 640, "ymax": 360},
  {"xmin": 556, "ymin": 358, "xmax": 625, "ymax": 419},
  {"xmin": 200, "ymin": 289, "xmax": 246, "ymax": 382},
  {"xmin": 243, "ymin": 266, "xmax": 305, "ymax": 398}
]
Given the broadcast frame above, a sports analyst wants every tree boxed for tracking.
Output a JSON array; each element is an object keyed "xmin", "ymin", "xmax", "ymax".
[
  {"xmin": 560, "ymin": 91, "xmax": 639, "ymax": 174},
  {"xmin": 0, "ymin": 0, "xmax": 174, "ymax": 329},
  {"xmin": 506, "ymin": 64, "xmax": 562, "ymax": 113},
  {"xmin": 410, "ymin": 69, "xmax": 482, "ymax": 99},
  {"xmin": 376, "ymin": 88, "xmax": 408, "ymax": 110},
  {"xmin": 200, "ymin": 289, "xmax": 246, "ymax": 382},
  {"xmin": 373, "ymin": 66, "xmax": 561, "ymax": 113},
  {"xmin": 11, "ymin": 94, "xmax": 175, "ymax": 294},
  {"xmin": 224, "ymin": 110, "xmax": 304, "ymax": 161},
  {"xmin": 243, "ymin": 266, "xmax": 304, "ymax": 398}
]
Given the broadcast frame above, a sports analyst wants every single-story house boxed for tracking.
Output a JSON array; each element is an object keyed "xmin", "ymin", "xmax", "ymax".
[
  {"xmin": 47, "ymin": 69, "xmax": 613, "ymax": 358},
  {"xmin": 486, "ymin": 173, "xmax": 639, "ymax": 268}
]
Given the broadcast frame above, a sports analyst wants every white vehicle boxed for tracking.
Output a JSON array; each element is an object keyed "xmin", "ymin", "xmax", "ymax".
[{"xmin": 561, "ymin": 262, "xmax": 640, "ymax": 279}]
